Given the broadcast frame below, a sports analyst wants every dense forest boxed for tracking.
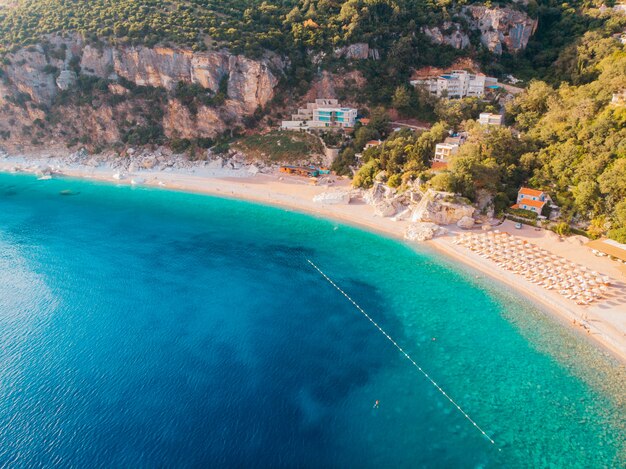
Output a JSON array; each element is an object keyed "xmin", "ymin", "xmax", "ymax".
[{"xmin": 0, "ymin": 0, "xmax": 457, "ymax": 55}]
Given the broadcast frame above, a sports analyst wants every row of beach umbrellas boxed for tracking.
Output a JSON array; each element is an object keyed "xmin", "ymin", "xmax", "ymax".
[{"xmin": 453, "ymin": 231, "xmax": 612, "ymax": 306}]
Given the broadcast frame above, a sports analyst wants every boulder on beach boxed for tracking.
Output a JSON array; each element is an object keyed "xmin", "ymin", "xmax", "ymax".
[
  {"xmin": 404, "ymin": 222, "xmax": 447, "ymax": 242},
  {"xmin": 373, "ymin": 200, "xmax": 397, "ymax": 217},
  {"xmin": 312, "ymin": 191, "xmax": 351, "ymax": 205},
  {"xmin": 207, "ymin": 158, "xmax": 223, "ymax": 169},
  {"xmin": 411, "ymin": 190, "xmax": 475, "ymax": 225},
  {"xmin": 141, "ymin": 156, "xmax": 157, "ymax": 169},
  {"xmin": 457, "ymin": 216, "xmax": 475, "ymax": 229}
]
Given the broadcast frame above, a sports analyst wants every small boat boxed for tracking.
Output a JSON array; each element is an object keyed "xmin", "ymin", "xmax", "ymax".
[{"xmin": 37, "ymin": 175, "xmax": 52, "ymax": 180}]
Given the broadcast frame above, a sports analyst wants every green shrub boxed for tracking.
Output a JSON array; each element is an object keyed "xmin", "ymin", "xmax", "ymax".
[
  {"xmin": 554, "ymin": 222, "xmax": 571, "ymax": 236},
  {"xmin": 387, "ymin": 173, "xmax": 402, "ymax": 188},
  {"xmin": 608, "ymin": 227, "xmax": 626, "ymax": 243},
  {"xmin": 353, "ymin": 159, "xmax": 380, "ymax": 189},
  {"xmin": 507, "ymin": 208, "xmax": 538, "ymax": 220}
]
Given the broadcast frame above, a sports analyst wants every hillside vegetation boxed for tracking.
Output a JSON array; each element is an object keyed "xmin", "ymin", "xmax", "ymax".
[
  {"xmin": 354, "ymin": 33, "xmax": 626, "ymax": 241},
  {"xmin": 233, "ymin": 131, "xmax": 325, "ymax": 163},
  {"xmin": 0, "ymin": 0, "xmax": 448, "ymax": 55}
]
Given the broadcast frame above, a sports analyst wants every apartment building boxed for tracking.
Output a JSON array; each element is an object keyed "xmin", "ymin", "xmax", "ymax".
[{"xmin": 410, "ymin": 70, "xmax": 499, "ymax": 99}]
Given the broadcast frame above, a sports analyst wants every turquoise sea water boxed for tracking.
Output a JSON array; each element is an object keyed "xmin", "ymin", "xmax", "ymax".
[{"xmin": 0, "ymin": 172, "xmax": 624, "ymax": 467}]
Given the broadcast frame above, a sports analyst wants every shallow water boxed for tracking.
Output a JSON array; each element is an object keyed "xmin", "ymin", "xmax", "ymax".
[{"xmin": 0, "ymin": 173, "xmax": 624, "ymax": 467}]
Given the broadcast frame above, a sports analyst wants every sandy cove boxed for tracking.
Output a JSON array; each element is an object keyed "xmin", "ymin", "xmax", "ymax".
[{"xmin": 1, "ymin": 154, "xmax": 625, "ymax": 364}]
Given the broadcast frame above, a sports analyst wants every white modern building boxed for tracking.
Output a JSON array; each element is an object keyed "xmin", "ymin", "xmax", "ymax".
[
  {"xmin": 478, "ymin": 112, "xmax": 504, "ymax": 126},
  {"xmin": 410, "ymin": 70, "xmax": 499, "ymax": 99},
  {"xmin": 281, "ymin": 99, "xmax": 357, "ymax": 130},
  {"xmin": 434, "ymin": 143, "xmax": 459, "ymax": 163}
]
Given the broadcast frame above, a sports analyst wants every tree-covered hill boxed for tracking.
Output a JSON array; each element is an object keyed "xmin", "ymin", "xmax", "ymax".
[
  {"xmin": 0, "ymin": 0, "xmax": 444, "ymax": 56},
  {"xmin": 352, "ymin": 33, "xmax": 626, "ymax": 241}
]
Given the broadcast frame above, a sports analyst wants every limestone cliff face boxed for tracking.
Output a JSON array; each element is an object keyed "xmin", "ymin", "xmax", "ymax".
[
  {"xmin": 423, "ymin": 6, "xmax": 537, "ymax": 54},
  {"xmin": 79, "ymin": 44, "xmax": 280, "ymax": 113},
  {"xmin": 464, "ymin": 6, "xmax": 538, "ymax": 54},
  {"xmin": 422, "ymin": 23, "xmax": 470, "ymax": 50},
  {"xmin": 0, "ymin": 35, "xmax": 284, "ymax": 149}
]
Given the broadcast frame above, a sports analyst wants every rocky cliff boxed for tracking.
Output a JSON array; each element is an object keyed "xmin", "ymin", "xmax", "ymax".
[
  {"xmin": 423, "ymin": 6, "xmax": 537, "ymax": 54},
  {"xmin": 464, "ymin": 6, "xmax": 538, "ymax": 54},
  {"xmin": 0, "ymin": 35, "xmax": 284, "ymax": 150}
]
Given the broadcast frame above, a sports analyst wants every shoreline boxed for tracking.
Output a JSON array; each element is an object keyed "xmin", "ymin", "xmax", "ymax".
[{"xmin": 1, "ymin": 156, "xmax": 625, "ymax": 365}]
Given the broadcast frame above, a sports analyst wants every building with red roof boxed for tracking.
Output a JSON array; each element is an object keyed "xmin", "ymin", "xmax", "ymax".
[{"xmin": 512, "ymin": 187, "xmax": 553, "ymax": 215}]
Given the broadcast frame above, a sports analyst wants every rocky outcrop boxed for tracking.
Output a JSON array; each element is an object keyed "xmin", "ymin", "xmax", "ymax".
[
  {"xmin": 56, "ymin": 70, "xmax": 77, "ymax": 90},
  {"xmin": 313, "ymin": 190, "xmax": 351, "ymax": 205},
  {"xmin": 463, "ymin": 6, "xmax": 537, "ymax": 54},
  {"xmin": 3, "ymin": 45, "xmax": 58, "ymax": 103},
  {"xmin": 422, "ymin": 23, "xmax": 470, "ymax": 49},
  {"xmin": 334, "ymin": 43, "xmax": 380, "ymax": 60},
  {"xmin": 457, "ymin": 216, "xmax": 476, "ymax": 229},
  {"xmin": 0, "ymin": 35, "xmax": 284, "ymax": 149},
  {"xmin": 364, "ymin": 182, "xmax": 410, "ymax": 218},
  {"xmin": 411, "ymin": 190, "xmax": 475, "ymax": 225},
  {"xmin": 405, "ymin": 223, "xmax": 448, "ymax": 242},
  {"xmin": 79, "ymin": 44, "xmax": 282, "ymax": 113}
]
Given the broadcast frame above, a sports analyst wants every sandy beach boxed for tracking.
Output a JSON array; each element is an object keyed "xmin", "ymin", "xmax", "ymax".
[{"xmin": 1, "ymin": 153, "xmax": 625, "ymax": 364}]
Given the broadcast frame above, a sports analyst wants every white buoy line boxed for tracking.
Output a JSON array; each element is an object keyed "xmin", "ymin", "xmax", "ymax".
[{"xmin": 306, "ymin": 258, "xmax": 497, "ymax": 447}]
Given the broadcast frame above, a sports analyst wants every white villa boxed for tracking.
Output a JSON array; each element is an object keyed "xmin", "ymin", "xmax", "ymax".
[
  {"xmin": 431, "ymin": 134, "xmax": 467, "ymax": 170},
  {"xmin": 281, "ymin": 99, "xmax": 358, "ymax": 130},
  {"xmin": 410, "ymin": 70, "xmax": 499, "ymax": 99},
  {"xmin": 478, "ymin": 112, "xmax": 504, "ymax": 126},
  {"xmin": 434, "ymin": 143, "xmax": 459, "ymax": 163}
]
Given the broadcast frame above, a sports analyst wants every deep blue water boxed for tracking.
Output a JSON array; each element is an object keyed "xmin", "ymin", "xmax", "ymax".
[{"xmin": 0, "ymin": 173, "xmax": 624, "ymax": 468}]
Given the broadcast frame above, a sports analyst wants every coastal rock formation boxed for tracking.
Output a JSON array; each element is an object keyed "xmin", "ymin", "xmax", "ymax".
[
  {"xmin": 463, "ymin": 6, "xmax": 538, "ymax": 54},
  {"xmin": 312, "ymin": 190, "xmax": 351, "ymax": 205},
  {"xmin": 422, "ymin": 23, "xmax": 471, "ymax": 49},
  {"xmin": 364, "ymin": 182, "xmax": 410, "ymax": 218},
  {"xmin": 457, "ymin": 216, "xmax": 476, "ymax": 229},
  {"xmin": 411, "ymin": 190, "xmax": 475, "ymax": 225},
  {"xmin": 404, "ymin": 222, "xmax": 447, "ymax": 242},
  {"xmin": 0, "ymin": 35, "xmax": 284, "ymax": 149}
]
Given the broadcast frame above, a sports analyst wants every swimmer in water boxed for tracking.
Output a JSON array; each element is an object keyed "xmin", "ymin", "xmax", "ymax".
[{"xmin": 373, "ymin": 400, "xmax": 379, "ymax": 409}]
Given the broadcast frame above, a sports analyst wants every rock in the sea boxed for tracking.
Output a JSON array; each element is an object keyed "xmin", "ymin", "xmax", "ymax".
[
  {"xmin": 312, "ymin": 191, "xmax": 351, "ymax": 205},
  {"xmin": 404, "ymin": 222, "xmax": 448, "ymax": 242},
  {"xmin": 457, "ymin": 216, "xmax": 476, "ymax": 229}
]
